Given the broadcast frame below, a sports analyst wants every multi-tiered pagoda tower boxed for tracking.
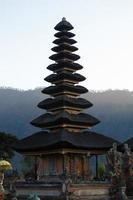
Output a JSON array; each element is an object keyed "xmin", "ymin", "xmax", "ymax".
[{"xmin": 15, "ymin": 18, "xmax": 117, "ymax": 182}]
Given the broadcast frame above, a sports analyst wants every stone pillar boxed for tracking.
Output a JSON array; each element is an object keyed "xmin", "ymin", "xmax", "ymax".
[
  {"xmin": 70, "ymin": 154, "xmax": 75, "ymax": 175},
  {"xmin": 82, "ymin": 155, "xmax": 88, "ymax": 180},
  {"xmin": 56, "ymin": 155, "xmax": 63, "ymax": 175},
  {"xmin": 86, "ymin": 153, "xmax": 93, "ymax": 180},
  {"xmin": 34, "ymin": 156, "xmax": 38, "ymax": 180},
  {"xmin": 95, "ymin": 155, "xmax": 99, "ymax": 179},
  {"xmin": 63, "ymin": 154, "xmax": 69, "ymax": 176}
]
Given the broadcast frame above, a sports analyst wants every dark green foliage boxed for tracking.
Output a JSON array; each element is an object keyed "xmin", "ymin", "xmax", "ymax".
[
  {"xmin": 21, "ymin": 155, "xmax": 35, "ymax": 171},
  {"xmin": 21, "ymin": 156, "xmax": 36, "ymax": 180},
  {"xmin": 0, "ymin": 131, "xmax": 18, "ymax": 159}
]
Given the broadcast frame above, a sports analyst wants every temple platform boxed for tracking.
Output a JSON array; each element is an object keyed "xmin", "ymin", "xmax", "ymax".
[{"xmin": 12, "ymin": 181, "xmax": 111, "ymax": 200}]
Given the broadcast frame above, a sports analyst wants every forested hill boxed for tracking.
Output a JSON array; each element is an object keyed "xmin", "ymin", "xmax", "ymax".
[{"xmin": 0, "ymin": 88, "xmax": 133, "ymax": 142}]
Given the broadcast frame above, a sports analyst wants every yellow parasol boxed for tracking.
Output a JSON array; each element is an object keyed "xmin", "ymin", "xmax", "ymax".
[{"xmin": 0, "ymin": 160, "xmax": 12, "ymax": 170}]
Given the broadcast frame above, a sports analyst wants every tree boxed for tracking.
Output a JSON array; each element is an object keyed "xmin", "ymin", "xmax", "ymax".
[{"xmin": 0, "ymin": 131, "xmax": 18, "ymax": 159}]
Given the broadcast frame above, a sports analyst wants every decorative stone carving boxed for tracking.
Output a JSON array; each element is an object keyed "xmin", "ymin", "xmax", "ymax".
[
  {"xmin": 107, "ymin": 143, "xmax": 128, "ymax": 200},
  {"xmin": 107, "ymin": 143, "xmax": 122, "ymax": 178},
  {"xmin": 122, "ymin": 144, "xmax": 133, "ymax": 196},
  {"xmin": 62, "ymin": 175, "xmax": 72, "ymax": 200}
]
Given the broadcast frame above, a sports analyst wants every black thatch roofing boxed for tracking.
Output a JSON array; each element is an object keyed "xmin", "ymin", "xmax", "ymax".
[
  {"xmin": 54, "ymin": 31, "xmax": 75, "ymax": 38},
  {"xmin": 52, "ymin": 44, "xmax": 78, "ymax": 53},
  {"xmin": 49, "ymin": 52, "xmax": 80, "ymax": 62},
  {"xmin": 47, "ymin": 62, "xmax": 83, "ymax": 72},
  {"xmin": 54, "ymin": 18, "xmax": 73, "ymax": 31},
  {"xmin": 31, "ymin": 111, "xmax": 100, "ymax": 129},
  {"xmin": 38, "ymin": 96, "xmax": 93, "ymax": 110},
  {"xmin": 45, "ymin": 72, "xmax": 85, "ymax": 84},
  {"xmin": 53, "ymin": 37, "xmax": 76, "ymax": 45},
  {"xmin": 14, "ymin": 129, "xmax": 120, "ymax": 153},
  {"xmin": 42, "ymin": 84, "xmax": 88, "ymax": 96}
]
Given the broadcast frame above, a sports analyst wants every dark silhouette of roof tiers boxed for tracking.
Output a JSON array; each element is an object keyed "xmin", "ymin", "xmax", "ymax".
[
  {"xmin": 14, "ymin": 18, "xmax": 118, "ymax": 153},
  {"xmin": 14, "ymin": 130, "xmax": 119, "ymax": 153},
  {"xmin": 31, "ymin": 17, "xmax": 99, "ymax": 130}
]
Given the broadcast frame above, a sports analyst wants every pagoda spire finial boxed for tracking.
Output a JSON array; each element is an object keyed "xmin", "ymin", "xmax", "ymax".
[{"xmin": 62, "ymin": 17, "xmax": 66, "ymax": 21}]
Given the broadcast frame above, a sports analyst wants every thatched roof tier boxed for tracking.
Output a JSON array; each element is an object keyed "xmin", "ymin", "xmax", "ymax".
[
  {"xmin": 49, "ymin": 52, "xmax": 80, "ymax": 62},
  {"xmin": 38, "ymin": 96, "xmax": 93, "ymax": 110},
  {"xmin": 54, "ymin": 18, "xmax": 73, "ymax": 31},
  {"xmin": 53, "ymin": 37, "xmax": 76, "ymax": 45},
  {"xmin": 31, "ymin": 111, "xmax": 100, "ymax": 129},
  {"xmin": 14, "ymin": 129, "xmax": 119, "ymax": 153},
  {"xmin": 54, "ymin": 31, "xmax": 75, "ymax": 38},
  {"xmin": 42, "ymin": 84, "xmax": 88, "ymax": 97},
  {"xmin": 45, "ymin": 72, "xmax": 85, "ymax": 84},
  {"xmin": 51, "ymin": 44, "xmax": 78, "ymax": 53},
  {"xmin": 47, "ymin": 62, "xmax": 83, "ymax": 72}
]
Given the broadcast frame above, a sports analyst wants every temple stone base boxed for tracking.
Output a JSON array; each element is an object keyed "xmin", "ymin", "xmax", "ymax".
[
  {"xmin": 13, "ymin": 181, "xmax": 111, "ymax": 200},
  {"xmin": 71, "ymin": 183, "xmax": 111, "ymax": 200}
]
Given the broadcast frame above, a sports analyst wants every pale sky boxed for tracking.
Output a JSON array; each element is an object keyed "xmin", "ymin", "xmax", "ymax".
[{"xmin": 1, "ymin": 0, "xmax": 133, "ymax": 91}]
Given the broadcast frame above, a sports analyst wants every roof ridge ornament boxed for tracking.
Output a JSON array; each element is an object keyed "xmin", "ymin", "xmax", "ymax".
[{"xmin": 62, "ymin": 17, "xmax": 66, "ymax": 21}]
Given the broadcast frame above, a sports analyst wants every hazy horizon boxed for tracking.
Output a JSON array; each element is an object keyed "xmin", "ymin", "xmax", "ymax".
[{"xmin": 0, "ymin": 86, "xmax": 133, "ymax": 93}]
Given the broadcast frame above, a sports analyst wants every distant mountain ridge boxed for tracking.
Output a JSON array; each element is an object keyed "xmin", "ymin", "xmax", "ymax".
[{"xmin": 0, "ymin": 88, "xmax": 133, "ymax": 142}]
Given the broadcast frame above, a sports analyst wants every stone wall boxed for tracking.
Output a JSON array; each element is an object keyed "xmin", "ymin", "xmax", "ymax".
[{"xmin": 12, "ymin": 181, "xmax": 111, "ymax": 200}]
